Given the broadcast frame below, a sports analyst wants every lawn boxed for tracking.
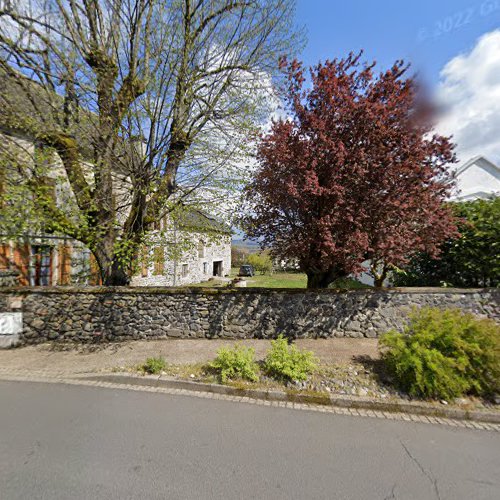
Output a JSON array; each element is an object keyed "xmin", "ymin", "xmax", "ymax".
[
  {"xmin": 190, "ymin": 269, "xmax": 370, "ymax": 289},
  {"xmin": 243, "ymin": 271, "xmax": 307, "ymax": 288}
]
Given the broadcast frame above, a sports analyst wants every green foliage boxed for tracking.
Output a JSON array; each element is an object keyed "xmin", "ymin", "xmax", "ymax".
[
  {"xmin": 380, "ymin": 308, "xmax": 500, "ymax": 400},
  {"xmin": 264, "ymin": 335, "xmax": 318, "ymax": 382},
  {"xmin": 393, "ymin": 198, "xmax": 500, "ymax": 287},
  {"xmin": 247, "ymin": 251, "xmax": 273, "ymax": 275},
  {"xmin": 210, "ymin": 345, "xmax": 259, "ymax": 383},
  {"xmin": 231, "ymin": 246, "xmax": 250, "ymax": 267},
  {"xmin": 142, "ymin": 356, "xmax": 167, "ymax": 375},
  {"xmin": 329, "ymin": 277, "xmax": 371, "ymax": 289}
]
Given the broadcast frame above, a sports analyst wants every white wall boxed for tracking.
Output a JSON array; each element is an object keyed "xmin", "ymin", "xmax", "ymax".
[{"xmin": 454, "ymin": 157, "xmax": 500, "ymax": 201}]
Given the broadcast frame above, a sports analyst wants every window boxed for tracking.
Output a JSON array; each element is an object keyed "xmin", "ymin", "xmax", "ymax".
[
  {"xmin": 31, "ymin": 245, "xmax": 53, "ymax": 286},
  {"xmin": 153, "ymin": 247, "xmax": 164, "ymax": 275},
  {"xmin": 182, "ymin": 263, "xmax": 188, "ymax": 278},
  {"xmin": 203, "ymin": 262, "xmax": 208, "ymax": 274},
  {"xmin": 198, "ymin": 240, "xmax": 205, "ymax": 258}
]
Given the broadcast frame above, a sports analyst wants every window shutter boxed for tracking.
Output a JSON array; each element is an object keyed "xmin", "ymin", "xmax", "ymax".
[
  {"xmin": 141, "ymin": 247, "xmax": 149, "ymax": 277},
  {"xmin": 0, "ymin": 244, "xmax": 10, "ymax": 270},
  {"xmin": 153, "ymin": 247, "xmax": 164, "ymax": 275},
  {"xmin": 13, "ymin": 244, "xmax": 30, "ymax": 285},
  {"xmin": 58, "ymin": 244, "xmax": 72, "ymax": 285},
  {"xmin": 89, "ymin": 253, "xmax": 102, "ymax": 285}
]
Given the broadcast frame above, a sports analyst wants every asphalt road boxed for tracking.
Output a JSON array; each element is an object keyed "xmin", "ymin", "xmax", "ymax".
[{"xmin": 0, "ymin": 381, "xmax": 498, "ymax": 500}]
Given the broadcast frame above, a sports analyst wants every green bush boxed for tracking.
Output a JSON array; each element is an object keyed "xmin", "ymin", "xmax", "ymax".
[
  {"xmin": 247, "ymin": 251, "xmax": 273, "ymax": 275},
  {"xmin": 380, "ymin": 308, "xmax": 500, "ymax": 401},
  {"xmin": 142, "ymin": 356, "xmax": 167, "ymax": 375},
  {"xmin": 393, "ymin": 198, "xmax": 500, "ymax": 287},
  {"xmin": 264, "ymin": 335, "xmax": 318, "ymax": 382},
  {"xmin": 210, "ymin": 345, "xmax": 259, "ymax": 383}
]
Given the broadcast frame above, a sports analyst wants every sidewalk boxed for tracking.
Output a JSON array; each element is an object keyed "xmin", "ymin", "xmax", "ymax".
[
  {"xmin": 1, "ymin": 338, "xmax": 499, "ymax": 429},
  {"xmin": 0, "ymin": 338, "xmax": 380, "ymax": 376}
]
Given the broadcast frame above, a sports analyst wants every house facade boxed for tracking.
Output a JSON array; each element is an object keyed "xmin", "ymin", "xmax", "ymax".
[
  {"xmin": 0, "ymin": 129, "xmax": 231, "ymax": 288},
  {"xmin": 451, "ymin": 155, "xmax": 500, "ymax": 201}
]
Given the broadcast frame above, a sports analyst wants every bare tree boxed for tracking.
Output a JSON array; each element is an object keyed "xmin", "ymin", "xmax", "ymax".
[{"xmin": 0, "ymin": 0, "xmax": 300, "ymax": 284}]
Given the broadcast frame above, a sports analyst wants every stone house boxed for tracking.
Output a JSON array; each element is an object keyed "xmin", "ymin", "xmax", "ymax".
[
  {"xmin": 0, "ymin": 75, "xmax": 231, "ymax": 287},
  {"xmin": 0, "ymin": 125, "xmax": 231, "ymax": 287},
  {"xmin": 130, "ymin": 211, "xmax": 231, "ymax": 287}
]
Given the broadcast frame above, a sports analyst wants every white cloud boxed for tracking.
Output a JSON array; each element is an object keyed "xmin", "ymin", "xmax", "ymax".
[{"xmin": 437, "ymin": 30, "xmax": 500, "ymax": 166}]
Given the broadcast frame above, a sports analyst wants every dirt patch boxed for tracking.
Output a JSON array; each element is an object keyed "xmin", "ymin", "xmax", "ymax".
[{"xmin": 0, "ymin": 338, "xmax": 379, "ymax": 375}]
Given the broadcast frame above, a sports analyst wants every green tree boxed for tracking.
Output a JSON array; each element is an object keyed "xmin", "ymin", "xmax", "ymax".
[
  {"xmin": 0, "ymin": 0, "xmax": 301, "ymax": 285},
  {"xmin": 247, "ymin": 251, "xmax": 273, "ymax": 275},
  {"xmin": 393, "ymin": 198, "xmax": 500, "ymax": 287},
  {"xmin": 231, "ymin": 246, "xmax": 250, "ymax": 268}
]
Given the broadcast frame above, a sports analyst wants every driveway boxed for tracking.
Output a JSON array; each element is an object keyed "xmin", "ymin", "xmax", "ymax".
[{"xmin": 0, "ymin": 380, "xmax": 498, "ymax": 500}]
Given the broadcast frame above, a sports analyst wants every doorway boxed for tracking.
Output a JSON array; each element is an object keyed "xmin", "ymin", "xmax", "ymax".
[{"xmin": 212, "ymin": 260, "xmax": 223, "ymax": 277}]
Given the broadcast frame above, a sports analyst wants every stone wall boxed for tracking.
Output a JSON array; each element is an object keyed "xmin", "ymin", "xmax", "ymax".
[{"xmin": 0, "ymin": 287, "xmax": 498, "ymax": 347}]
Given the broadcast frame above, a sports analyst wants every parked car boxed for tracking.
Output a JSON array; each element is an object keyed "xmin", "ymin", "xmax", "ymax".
[{"xmin": 238, "ymin": 265, "xmax": 255, "ymax": 277}]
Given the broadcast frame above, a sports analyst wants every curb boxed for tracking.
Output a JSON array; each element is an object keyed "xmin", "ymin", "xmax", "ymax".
[{"xmin": 83, "ymin": 373, "xmax": 500, "ymax": 424}]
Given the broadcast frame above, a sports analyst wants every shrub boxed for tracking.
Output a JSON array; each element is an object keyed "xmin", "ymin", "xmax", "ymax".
[
  {"xmin": 393, "ymin": 198, "xmax": 500, "ymax": 288},
  {"xmin": 247, "ymin": 251, "xmax": 273, "ymax": 275},
  {"xmin": 264, "ymin": 335, "xmax": 318, "ymax": 382},
  {"xmin": 142, "ymin": 356, "xmax": 167, "ymax": 375},
  {"xmin": 380, "ymin": 307, "xmax": 500, "ymax": 401},
  {"xmin": 210, "ymin": 345, "xmax": 259, "ymax": 383}
]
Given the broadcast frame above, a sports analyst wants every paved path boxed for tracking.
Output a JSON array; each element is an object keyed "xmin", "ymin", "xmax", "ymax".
[
  {"xmin": 0, "ymin": 338, "xmax": 379, "ymax": 374},
  {"xmin": 1, "ymin": 380, "xmax": 499, "ymax": 500}
]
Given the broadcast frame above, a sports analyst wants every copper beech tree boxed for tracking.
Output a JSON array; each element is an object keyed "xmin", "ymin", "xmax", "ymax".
[{"xmin": 244, "ymin": 53, "xmax": 459, "ymax": 288}]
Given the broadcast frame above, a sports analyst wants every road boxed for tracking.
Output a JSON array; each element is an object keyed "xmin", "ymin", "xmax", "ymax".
[{"xmin": 0, "ymin": 381, "xmax": 498, "ymax": 500}]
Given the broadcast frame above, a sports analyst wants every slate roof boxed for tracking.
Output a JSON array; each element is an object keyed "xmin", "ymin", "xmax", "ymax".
[
  {"xmin": 175, "ymin": 207, "xmax": 231, "ymax": 234},
  {"xmin": 0, "ymin": 67, "xmax": 97, "ymax": 159}
]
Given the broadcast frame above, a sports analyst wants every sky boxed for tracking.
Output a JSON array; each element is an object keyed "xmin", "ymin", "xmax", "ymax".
[{"xmin": 295, "ymin": 0, "xmax": 500, "ymax": 165}]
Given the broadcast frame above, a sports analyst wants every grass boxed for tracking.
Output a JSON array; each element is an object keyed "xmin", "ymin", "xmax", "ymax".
[
  {"xmin": 244, "ymin": 271, "xmax": 307, "ymax": 288},
  {"xmin": 190, "ymin": 268, "xmax": 370, "ymax": 289}
]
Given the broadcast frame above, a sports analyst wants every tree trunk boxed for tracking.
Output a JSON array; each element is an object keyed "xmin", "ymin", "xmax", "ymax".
[
  {"xmin": 372, "ymin": 265, "xmax": 388, "ymax": 288},
  {"xmin": 92, "ymin": 237, "xmax": 133, "ymax": 286},
  {"xmin": 306, "ymin": 269, "xmax": 347, "ymax": 289},
  {"xmin": 103, "ymin": 259, "xmax": 131, "ymax": 286}
]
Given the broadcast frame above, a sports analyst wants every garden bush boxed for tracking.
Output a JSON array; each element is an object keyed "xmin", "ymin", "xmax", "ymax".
[
  {"xmin": 380, "ymin": 307, "xmax": 500, "ymax": 401},
  {"xmin": 210, "ymin": 345, "xmax": 259, "ymax": 383},
  {"xmin": 393, "ymin": 198, "xmax": 500, "ymax": 287},
  {"xmin": 247, "ymin": 251, "xmax": 273, "ymax": 275},
  {"xmin": 142, "ymin": 356, "xmax": 167, "ymax": 375},
  {"xmin": 264, "ymin": 335, "xmax": 318, "ymax": 382}
]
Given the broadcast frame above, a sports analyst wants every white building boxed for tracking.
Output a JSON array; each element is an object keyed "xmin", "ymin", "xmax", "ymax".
[
  {"xmin": 452, "ymin": 156, "xmax": 500, "ymax": 201},
  {"xmin": 357, "ymin": 155, "xmax": 500, "ymax": 286}
]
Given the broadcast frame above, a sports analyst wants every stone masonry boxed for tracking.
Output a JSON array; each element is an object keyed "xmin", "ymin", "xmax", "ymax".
[{"xmin": 0, "ymin": 287, "xmax": 498, "ymax": 347}]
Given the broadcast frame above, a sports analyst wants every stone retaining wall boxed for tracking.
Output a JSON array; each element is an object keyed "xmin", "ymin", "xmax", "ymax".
[{"xmin": 0, "ymin": 287, "xmax": 498, "ymax": 347}]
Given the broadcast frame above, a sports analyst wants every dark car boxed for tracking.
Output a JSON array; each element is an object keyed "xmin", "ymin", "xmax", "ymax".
[{"xmin": 238, "ymin": 265, "xmax": 255, "ymax": 277}]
